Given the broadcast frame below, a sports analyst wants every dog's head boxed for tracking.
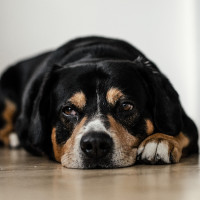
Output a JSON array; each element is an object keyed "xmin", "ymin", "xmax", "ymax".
[{"xmin": 18, "ymin": 58, "xmax": 182, "ymax": 169}]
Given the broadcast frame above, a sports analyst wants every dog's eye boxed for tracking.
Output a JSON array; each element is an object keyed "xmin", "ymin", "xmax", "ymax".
[
  {"xmin": 62, "ymin": 106, "xmax": 77, "ymax": 116},
  {"xmin": 121, "ymin": 102, "xmax": 134, "ymax": 111}
]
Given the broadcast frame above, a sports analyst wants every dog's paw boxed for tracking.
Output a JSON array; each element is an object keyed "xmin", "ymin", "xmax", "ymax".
[
  {"xmin": 9, "ymin": 132, "xmax": 20, "ymax": 148},
  {"xmin": 137, "ymin": 133, "xmax": 182, "ymax": 164}
]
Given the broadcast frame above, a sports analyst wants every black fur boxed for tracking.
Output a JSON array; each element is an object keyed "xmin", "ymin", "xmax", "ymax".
[{"xmin": 0, "ymin": 36, "xmax": 198, "ymax": 158}]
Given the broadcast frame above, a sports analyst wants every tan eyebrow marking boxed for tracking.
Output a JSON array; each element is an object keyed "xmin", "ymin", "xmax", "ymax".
[
  {"xmin": 69, "ymin": 91, "xmax": 86, "ymax": 109},
  {"xmin": 106, "ymin": 87, "xmax": 125, "ymax": 106}
]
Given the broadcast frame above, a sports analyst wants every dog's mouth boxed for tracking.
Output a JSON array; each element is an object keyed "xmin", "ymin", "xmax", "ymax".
[
  {"xmin": 82, "ymin": 164, "xmax": 133, "ymax": 169},
  {"xmin": 82, "ymin": 164, "xmax": 112, "ymax": 169},
  {"xmin": 60, "ymin": 143, "xmax": 138, "ymax": 169},
  {"xmin": 80, "ymin": 160, "xmax": 134, "ymax": 169},
  {"xmin": 79, "ymin": 151, "xmax": 137, "ymax": 169},
  {"xmin": 81, "ymin": 157, "xmax": 114, "ymax": 169},
  {"xmin": 61, "ymin": 152, "xmax": 137, "ymax": 169}
]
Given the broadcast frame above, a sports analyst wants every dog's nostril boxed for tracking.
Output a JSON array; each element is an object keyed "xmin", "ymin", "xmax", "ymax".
[
  {"xmin": 85, "ymin": 143, "xmax": 93, "ymax": 151},
  {"xmin": 80, "ymin": 132, "xmax": 113, "ymax": 159}
]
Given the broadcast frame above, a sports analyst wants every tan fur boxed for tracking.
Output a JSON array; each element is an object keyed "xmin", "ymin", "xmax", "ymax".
[
  {"xmin": 0, "ymin": 99, "xmax": 16, "ymax": 146},
  {"xmin": 139, "ymin": 132, "xmax": 190, "ymax": 163},
  {"xmin": 106, "ymin": 88, "xmax": 125, "ymax": 106},
  {"xmin": 145, "ymin": 119, "xmax": 154, "ymax": 135},
  {"xmin": 176, "ymin": 132, "xmax": 190, "ymax": 149},
  {"xmin": 108, "ymin": 115, "xmax": 139, "ymax": 148},
  {"xmin": 51, "ymin": 128, "xmax": 62, "ymax": 162},
  {"xmin": 69, "ymin": 91, "xmax": 86, "ymax": 109},
  {"xmin": 52, "ymin": 117, "xmax": 87, "ymax": 165},
  {"xmin": 62, "ymin": 117, "xmax": 87, "ymax": 155},
  {"xmin": 108, "ymin": 115, "xmax": 139, "ymax": 166}
]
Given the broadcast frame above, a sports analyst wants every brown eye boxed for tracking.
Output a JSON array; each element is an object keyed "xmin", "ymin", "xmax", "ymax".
[
  {"xmin": 121, "ymin": 103, "xmax": 134, "ymax": 111},
  {"xmin": 62, "ymin": 106, "xmax": 77, "ymax": 116}
]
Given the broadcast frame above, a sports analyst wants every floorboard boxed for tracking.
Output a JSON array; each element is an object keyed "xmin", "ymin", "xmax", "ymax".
[{"xmin": 0, "ymin": 148, "xmax": 199, "ymax": 200}]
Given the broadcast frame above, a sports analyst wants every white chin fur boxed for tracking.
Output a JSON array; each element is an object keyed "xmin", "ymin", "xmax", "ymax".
[
  {"xmin": 112, "ymin": 147, "xmax": 138, "ymax": 168},
  {"xmin": 61, "ymin": 134, "xmax": 84, "ymax": 169}
]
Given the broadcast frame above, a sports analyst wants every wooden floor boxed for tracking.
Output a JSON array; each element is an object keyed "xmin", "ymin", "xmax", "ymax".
[{"xmin": 0, "ymin": 148, "xmax": 200, "ymax": 200}]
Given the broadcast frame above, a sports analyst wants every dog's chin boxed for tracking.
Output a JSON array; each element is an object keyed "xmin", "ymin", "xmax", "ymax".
[
  {"xmin": 61, "ymin": 151, "xmax": 137, "ymax": 169},
  {"xmin": 81, "ymin": 159, "xmax": 117, "ymax": 169},
  {"xmin": 61, "ymin": 161, "xmax": 135, "ymax": 169},
  {"xmin": 80, "ymin": 162, "xmax": 135, "ymax": 169}
]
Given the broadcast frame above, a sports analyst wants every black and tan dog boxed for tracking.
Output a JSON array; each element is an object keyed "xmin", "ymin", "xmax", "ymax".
[{"xmin": 0, "ymin": 36, "xmax": 198, "ymax": 168}]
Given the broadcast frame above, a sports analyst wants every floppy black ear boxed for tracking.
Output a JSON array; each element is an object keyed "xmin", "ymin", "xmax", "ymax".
[
  {"xmin": 136, "ymin": 57, "xmax": 183, "ymax": 135},
  {"xmin": 17, "ymin": 65, "xmax": 60, "ymax": 155}
]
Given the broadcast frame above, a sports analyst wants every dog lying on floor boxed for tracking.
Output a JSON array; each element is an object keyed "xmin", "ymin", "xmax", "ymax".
[{"xmin": 0, "ymin": 36, "xmax": 198, "ymax": 168}]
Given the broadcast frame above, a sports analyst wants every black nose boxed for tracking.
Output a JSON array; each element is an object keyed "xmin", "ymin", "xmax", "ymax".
[{"xmin": 80, "ymin": 132, "xmax": 113, "ymax": 159}]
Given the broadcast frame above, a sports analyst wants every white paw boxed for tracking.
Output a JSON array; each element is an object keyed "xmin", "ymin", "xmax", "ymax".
[
  {"xmin": 137, "ymin": 133, "xmax": 182, "ymax": 164},
  {"xmin": 137, "ymin": 141, "xmax": 171, "ymax": 164}
]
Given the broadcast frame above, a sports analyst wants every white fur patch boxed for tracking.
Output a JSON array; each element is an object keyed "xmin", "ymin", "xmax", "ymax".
[
  {"xmin": 156, "ymin": 142, "xmax": 170, "ymax": 163},
  {"xmin": 112, "ymin": 146, "xmax": 137, "ymax": 167},
  {"xmin": 96, "ymin": 89, "xmax": 101, "ymax": 114},
  {"xmin": 9, "ymin": 132, "xmax": 20, "ymax": 148},
  {"xmin": 138, "ymin": 140, "xmax": 171, "ymax": 164},
  {"xmin": 83, "ymin": 118, "xmax": 109, "ymax": 134},
  {"xmin": 61, "ymin": 134, "xmax": 83, "ymax": 168},
  {"xmin": 137, "ymin": 146, "xmax": 144, "ymax": 155},
  {"xmin": 141, "ymin": 142, "xmax": 157, "ymax": 161}
]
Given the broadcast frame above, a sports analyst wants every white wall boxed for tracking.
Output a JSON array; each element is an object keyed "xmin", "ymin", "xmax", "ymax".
[
  {"xmin": 197, "ymin": 0, "xmax": 200, "ymax": 137},
  {"xmin": 0, "ymin": 0, "xmax": 199, "ymax": 132}
]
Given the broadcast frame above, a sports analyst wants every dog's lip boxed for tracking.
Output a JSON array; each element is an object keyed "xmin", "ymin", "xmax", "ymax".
[
  {"xmin": 81, "ymin": 157, "xmax": 135, "ymax": 169},
  {"xmin": 82, "ymin": 162, "xmax": 135, "ymax": 169},
  {"xmin": 82, "ymin": 157, "xmax": 113, "ymax": 169},
  {"xmin": 83, "ymin": 165, "xmax": 108, "ymax": 169}
]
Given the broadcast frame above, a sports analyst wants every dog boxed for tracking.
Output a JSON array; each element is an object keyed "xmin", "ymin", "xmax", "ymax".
[{"xmin": 0, "ymin": 36, "xmax": 198, "ymax": 169}]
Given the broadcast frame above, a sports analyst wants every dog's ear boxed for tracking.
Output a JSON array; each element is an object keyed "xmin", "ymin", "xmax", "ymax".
[
  {"xmin": 17, "ymin": 64, "xmax": 61, "ymax": 155},
  {"xmin": 136, "ymin": 57, "xmax": 183, "ymax": 135}
]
